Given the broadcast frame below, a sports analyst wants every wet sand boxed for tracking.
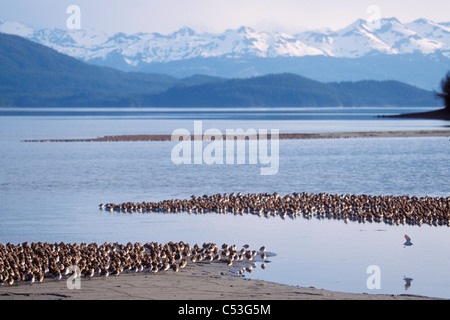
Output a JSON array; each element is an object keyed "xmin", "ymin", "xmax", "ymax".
[
  {"xmin": 0, "ymin": 262, "xmax": 437, "ymax": 300},
  {"xmin": 22, "ymin": 130, "xmax": 450, "ymax": 143}
]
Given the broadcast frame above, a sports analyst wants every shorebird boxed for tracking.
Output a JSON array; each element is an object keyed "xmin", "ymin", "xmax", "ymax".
[
  {"xmin": 0, "ymin": 241, "xmax": 270, "ymax": 286},
  {"xmin": 61, "ymin": 266, "xmax": 70, "ymax": 276},
  {"xmin": 162, "ymin": 262, "xmax": 170, "ymax": 271},
  {"xmin": 403, "ymin": 235, "xmax": 413, "ymax": 247},
  {"xmin": 101, "ymin": 268, "xmax": 109, "ymax": 278},
  {"xmin": 85, "ymin": 268, "xmax": 94, "ymax": 278},
  {"xmin": 111, "ymin": 269, "xmax": 120, "ymax": 277},
  {"xmin": 403, "ymin": 276, "xmax": 413, "ymax": 290},
  {"xmin": 26, "ymin": 273, "xmax": 35, "ymax": 285},
  {"xmin": 53, "ymin": 271, "xmax": 62, "ymax": 281},
  {"xmin": 179, "ymin": 259, "xmax": 187, "ymax": 269}
]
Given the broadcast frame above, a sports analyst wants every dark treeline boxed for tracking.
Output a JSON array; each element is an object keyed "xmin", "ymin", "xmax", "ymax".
[
  {"xmin": 436, "ymin": 72, "xmax": 450, "ymax": 110},
  {"xmin": 0, "ymin": 33, "xmax": 441, "ymax": 108}
]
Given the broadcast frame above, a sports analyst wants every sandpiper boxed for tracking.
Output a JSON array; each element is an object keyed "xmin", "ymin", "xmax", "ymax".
[
  {"xmin": 26, "ymin": 273, "xmax": 35, "ymax": 285},
  {"xmin": 101, "ymin": 268, "xmax": 109, "ymax": 278},
  {"xmin": 403, "ymin": 276, "xmax": 413, "ymax": 290},
  {"xmin": 85, "ymin": 268, "xmax": 95, "ymax": 278},
  {"xmin": 53, "ymin": 271, "xmax": 62, "ymax": 281},
  {"xmin": 162, "ymin": 262, "xmax": 170, "ymax": 271},
  {"xmin": 403, "ymin": 235, "xmax": 413, "ymax": 247}
]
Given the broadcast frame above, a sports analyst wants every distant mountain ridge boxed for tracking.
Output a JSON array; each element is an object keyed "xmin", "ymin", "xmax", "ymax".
[
  {"xmin": 0, "ymin": 33, "xmax": 441, "ymax": 108},
  {"xmin": 2, "ymin": 17, "xmax": 448, "ymax": 62},
  {"xmin": 0, "ymin": 17, "xmax": 449, "ymax": 89}
]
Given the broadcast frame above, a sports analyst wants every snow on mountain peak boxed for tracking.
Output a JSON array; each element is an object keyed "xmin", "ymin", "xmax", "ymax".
[
  {"xmin": 0, "ymin": 19, "xmax": 34, "ymax": 37},
  {"xmin": 0, "ymin": 17, "xmax": 449, "ymax": 65}
]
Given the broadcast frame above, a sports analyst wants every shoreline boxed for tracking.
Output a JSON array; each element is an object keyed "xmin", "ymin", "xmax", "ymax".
[
  {"xmin": 0, "ymin": 262, "xmax": 437, "ymax": 300},
  {"xmin": 380, "ymin": 108, "xmax": 450, "ymax": 121},
  {"xmin": 22, "ymin": 130, "xmax": 450, "ymax": 143}
]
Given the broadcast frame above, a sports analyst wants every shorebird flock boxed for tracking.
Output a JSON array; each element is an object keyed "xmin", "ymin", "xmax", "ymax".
[
  {"xmin": 101, "ymin": 192, "xmax": 450, "ymax": 227},
  {"xmin": 0, "ymin": 241, "xmax": 268, "ymax": 286}
]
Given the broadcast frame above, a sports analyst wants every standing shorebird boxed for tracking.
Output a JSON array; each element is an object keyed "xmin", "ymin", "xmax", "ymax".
[
  {"xmin": 403, "ymin": 276, "xmax": 413, "ymax": 290},
  {"xmin": 53, "ymin": 271, "xmax": 62, "ymax": 281},
  {"xmin": 403, "ymin": 235, "xmax": 413, "ymax": 247}
]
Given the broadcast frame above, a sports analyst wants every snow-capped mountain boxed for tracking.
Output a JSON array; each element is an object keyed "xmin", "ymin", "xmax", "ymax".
[
  {"xmin": 1, "ymin": 17, "xmax": 450, "ymax": 89},
  {"xmin": 1, "ymin": 17, "xmax": 449, "ymax": 64}
]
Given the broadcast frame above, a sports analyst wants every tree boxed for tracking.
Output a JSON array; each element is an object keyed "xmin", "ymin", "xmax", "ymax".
[{"xmin": 436, "ymin": 72, "xmax": 450, "ymax": 110}]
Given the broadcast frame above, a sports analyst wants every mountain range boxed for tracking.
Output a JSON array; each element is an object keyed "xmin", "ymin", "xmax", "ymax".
[
  {"xmin": 0, "ymin": 32, "xmax": 440, "ymax": 108},
  {"xmin": 1, "ymin": 17, "xmax": 449, "ymax": 90}
]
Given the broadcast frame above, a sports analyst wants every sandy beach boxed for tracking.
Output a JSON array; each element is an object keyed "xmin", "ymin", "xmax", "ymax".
[
  {"xmin": 22, "ymin": 130, "xmax": 450, "ymax": 143},
  {"xmin": 0, "ymin": 261, "xmax": 437, "ymax": 300}
]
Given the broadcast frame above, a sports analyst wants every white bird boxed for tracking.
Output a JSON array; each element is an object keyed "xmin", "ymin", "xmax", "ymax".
[{"xmin": 403, "ymin": 235, "xmax": 413, "ymax": 247}]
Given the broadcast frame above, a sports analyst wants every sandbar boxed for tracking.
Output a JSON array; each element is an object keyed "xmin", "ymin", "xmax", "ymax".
[
  {"xmin": 0, "ymin": 262, "xmax": 437, "ymax": 300},
  {"xmin": 22, "ymin": 130, "xmax": 450, "ymax": 143}
]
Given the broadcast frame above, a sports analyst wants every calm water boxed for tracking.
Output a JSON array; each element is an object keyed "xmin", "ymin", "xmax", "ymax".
[{"xmin": 0, "ymin": 107, "xmax": 449, "ymax": 298}]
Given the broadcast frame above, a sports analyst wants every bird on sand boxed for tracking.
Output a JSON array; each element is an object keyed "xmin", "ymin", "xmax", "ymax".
[{"xmin": 403, "ymin": 235, "xmax": 413, "ymax": 247}]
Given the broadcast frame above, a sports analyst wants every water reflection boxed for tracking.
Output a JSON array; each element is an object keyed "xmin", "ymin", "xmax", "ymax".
[{"xmin": 1, "ymin": 113, "xmax": 449, "ymax": 298}]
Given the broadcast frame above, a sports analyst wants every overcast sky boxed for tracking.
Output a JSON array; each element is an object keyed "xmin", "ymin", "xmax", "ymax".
[{"xmin": 1, "ymin": 0, "xmax": 450, "ymax": 34}]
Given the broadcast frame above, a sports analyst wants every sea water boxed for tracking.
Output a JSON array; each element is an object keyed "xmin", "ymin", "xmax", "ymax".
[{"xmin": 0, "ymin": 107, "xmax": 449, "ymax": 298}]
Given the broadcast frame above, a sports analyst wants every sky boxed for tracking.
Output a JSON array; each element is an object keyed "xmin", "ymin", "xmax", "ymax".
[{"xmin": 1, "ymin": 0, "xmax": 450, "ymax": 34}]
